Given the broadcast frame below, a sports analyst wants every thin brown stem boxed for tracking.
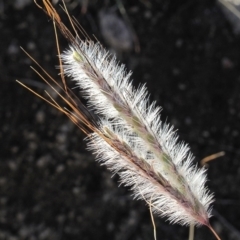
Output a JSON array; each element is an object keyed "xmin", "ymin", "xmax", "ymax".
[
  {"xmin": 207, "ymin": 224, "xmax": 221, "ymax": 240},
  {"xmin": 200, "ymin": 151, "xmax": 225, "ymax": 166}
]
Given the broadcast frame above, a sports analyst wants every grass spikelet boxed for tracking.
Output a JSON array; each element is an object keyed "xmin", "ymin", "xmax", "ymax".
[
  {"xmin": 18, "ymin": 1, "xmax": 221, "ymax": 239},
  {"xmin": 60, "ymin": 20, "xmax": 213, "ymax": 228}
]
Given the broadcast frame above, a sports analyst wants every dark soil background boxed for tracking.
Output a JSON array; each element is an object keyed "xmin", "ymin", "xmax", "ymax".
[{"xmin": 1, "ymin": 0, "xmax": 240, "ymax": 239}]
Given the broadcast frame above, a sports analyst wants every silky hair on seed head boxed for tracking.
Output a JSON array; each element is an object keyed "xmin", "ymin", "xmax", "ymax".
[{"xmin": 18, "ymin": 1, "xmax": 221, "ymax": 239}]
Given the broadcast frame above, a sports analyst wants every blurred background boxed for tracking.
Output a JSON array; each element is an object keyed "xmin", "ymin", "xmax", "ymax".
[{"xmin": 1, "ymin": 0, "xmax": 240, "ymax": 239}]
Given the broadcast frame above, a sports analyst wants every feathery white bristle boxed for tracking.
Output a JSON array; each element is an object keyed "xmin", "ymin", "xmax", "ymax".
[{"xmin": 61, "ymin": 39, "xmax": 214, "ymax": 226}]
